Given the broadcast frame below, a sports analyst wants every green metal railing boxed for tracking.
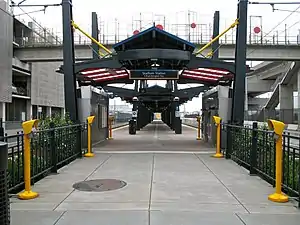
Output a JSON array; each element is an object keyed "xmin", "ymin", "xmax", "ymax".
[
  {"xmin": 3, "ymin": 123, "xmax": 87, "ymax": 193},
  {"xmin": 222, "ymin": 122, "xmax": 299, "ymax": 207}
]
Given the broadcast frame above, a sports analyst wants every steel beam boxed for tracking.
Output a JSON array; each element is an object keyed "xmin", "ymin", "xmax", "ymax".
[
  {"xmin": 212, "ymin": 11, "xmax": 220, "ymax": 59},
  {"xmin": 73, "ymin": 57, "xmax": 122, "ymax": 73},
  {"xmin": 231, "ymin": 0, "xmax": 248, "ymax": 125},
  {"xmin": 117, "ymin": 49, "xmax": 191, "ymax": 61},
  {"xmin": 187, "ymin": 56, "xmax": 236, "ymax": 74},
  {"xmin": 62, "ymin": 0, "xmax": 78, "ymax": 122},
  {"xmin": 91, "ymin": 12, "xmax": 100, "ymax": 59}
]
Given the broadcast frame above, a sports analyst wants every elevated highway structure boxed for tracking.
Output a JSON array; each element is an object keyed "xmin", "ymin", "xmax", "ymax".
[{"xmin": 14, "ymin": 43, "xmax": 300, "ymax": 62}]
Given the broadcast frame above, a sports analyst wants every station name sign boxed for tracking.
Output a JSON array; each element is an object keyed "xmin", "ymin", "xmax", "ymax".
[{"xmin": 129, "ymin": 69, "xmax": 179, "ymax": 80}]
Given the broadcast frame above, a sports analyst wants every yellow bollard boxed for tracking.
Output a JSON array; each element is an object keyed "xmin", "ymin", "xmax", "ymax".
[
  {"xmin": 212, "ymin": 116, "xmax": 223, "ymax": 158},
  {"xmin": 108, "ymin": 116, "xmax": 114, "ymax": 140},
  {"xmin": 196, "ymin": 116, "xmax": 201, "ymax": 140},
  {"xmin": 84, "ymin": 116, "xmax": 95, "ymax": 157},
  {"xmin": 267, "ymin": 119, "xmax": 289, "ymax": 203},
  {"xmin": 18, "ymin": 119, "xmax": 39, "ymax": 200}
]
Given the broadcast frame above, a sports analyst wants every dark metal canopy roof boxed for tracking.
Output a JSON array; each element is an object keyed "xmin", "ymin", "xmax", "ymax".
[
  {"xmin": 113, "ymin": 26, "xmax": 196, "ymax": 52},
  {"xmin": 57, "ymin": 26, "xmax": 243, "ymax": 88},
  {"xmin": 103, "ymin": 85, "xmax": 208, "ymax": 111}
]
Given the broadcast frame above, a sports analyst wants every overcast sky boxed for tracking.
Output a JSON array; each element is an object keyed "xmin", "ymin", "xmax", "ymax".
[{"xmin": 7, "ymin": 0, "xmax": 300, "ymax": 112}]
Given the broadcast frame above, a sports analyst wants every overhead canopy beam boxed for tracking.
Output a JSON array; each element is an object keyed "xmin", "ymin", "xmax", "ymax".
[
  {"xmin": 73, "ymin": 57, "xmax": 122, "ymax": 74},
  {"xmin": 187, "ymin": 56, "xmax": 236, "ymax": 74},
  {"xmin": 117, "ymin": 49, "xmax": 191, "ymax": 61}
]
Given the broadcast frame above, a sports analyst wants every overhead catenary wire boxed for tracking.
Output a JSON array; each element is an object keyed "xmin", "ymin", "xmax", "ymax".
[
  {"xmin": 14, "ymin": 3, "xmax": 103, "ymax": 59},
  {"xmin": 246, "ymin": 4, "xmax": 300, "ymax": 57},
  {"xmin": 14, "ymin": 8, "xmax": 47, "ymax": 16},
  {"xmin": 16, "ymin": 6, "xmax": 63, "ymax": 45}
]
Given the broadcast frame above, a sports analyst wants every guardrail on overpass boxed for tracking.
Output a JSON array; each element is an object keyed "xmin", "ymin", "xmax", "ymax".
[
  {"xmin": 14, "ymin": 32, "xmax": 300, "ymax": 47},
  {"xmin": 14, "ymin": 44, "xmax": 300, "ymax": 61}
]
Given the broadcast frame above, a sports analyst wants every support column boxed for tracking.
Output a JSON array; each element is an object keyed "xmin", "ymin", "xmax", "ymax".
[
  {"xmin": 46, "ymin": 107, "xmax": 52, "ymax": 117},
  {"xmin": 231, "ymin": 0, "xmax": 248, "ymax": 125},
  {"xmin": 0, "ymin": 103, "xmax": 5, "ymax": 136},
  {"xmin": 298, "ymin": 69, "xmax": 300, "ymax": 128},
  {"xmin": 129, "ymin": 98, "xmax": 138, "ymax": 134},
  {"xmin": 0, "ymin": 102, "xmax": 5, "ymax": 122},
  {"xmin": 134, "ymin": 80, "xmax": 139, "ymax": 91},
  {"xmin": 174, "ymin": 99, "xmax": 181, "ymax": 134},
  {"xmin": 136, "ymin": 103, "xmax": 141, "ymax": 130},
  {"xmin": 212, "ymin": 11, "xmax": 220, "ymax": 59},
  {"xmin": 279, "ymin": 84, "xmax": 294, "ymax": 124},
  {"xmin": 26, "ymin": 100, "xmax": 31, "ymax": 120},
  {"xmin": 174, "ymin": 81, "xmax": 178, "ymax": 91},
  {"xmin": 218, "ymin": 86, "xmax": 231, "ymax": 122},
  {"xmin": 62, "ymin": 0, "xmax": 78, "ymax": 122},
  {"xmin": 166, "ymin": 107, "xmax": 171, "ymax": 128},
  {"xmin": 91, "ymin": 12, "xmax": 99, "ymax": 59}
]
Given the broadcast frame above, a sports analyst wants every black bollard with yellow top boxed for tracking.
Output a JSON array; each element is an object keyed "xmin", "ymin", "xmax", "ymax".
[
  {"xmin": 212, "ymin": 116, "xmax": 223, "ymax": 158},
  {"xmin": 18, "ymin": 119, "xmax": 39, "ymax": 200},
  {"xmin": 196, "ymin": 116, "xmax": 201, "ymax": 140},
  {"xmin": 84, "ymin": 116, "xmax": 95, "ymax": 158},
  {"xmin": 267, "ymin": 119, "xmax": 289, "ymax": 203}
]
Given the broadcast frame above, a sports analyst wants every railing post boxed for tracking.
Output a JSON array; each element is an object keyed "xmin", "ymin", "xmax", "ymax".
[
  {"xmin": 226, "ymin": 123, "xmax": 232, "ymax": 159},
  {"xmin": 196, "ymin": 116, "xmax": 201, "ymax": 140},
  {"xmin": 18, "ymin": 119, "xmax": 39, "ymax": 200},
  {"xmin": 0, "ymin": 118, "xmax": 4, "ymax": 142},
  {"xmin": 267, "ymin": 119, "xmax": 288, "ymax": 203},
  {"xmin": 212, "ymin": 116, "xmax": 223, "ymax": 158},
  {"xmin": 250, "ymin": 122, "xmax": 258, "ymax": 175},
  {"xmin": 85, "ymin": 116, "xmax": 95, "ymax": 157},
  {"xmin": 77, "ymin": 123, "xmax": 83, "ymax": 158},
  {"xmin": 50, "ymin": 122, "xmax": 57, "ymax": 173},
  {"xmin": 0, "ymin": 142, "xmax": 9, "ymax": 225},
  {"xmin": 298, "ymin": 160, "xmax": 300, "ymax": 208}
]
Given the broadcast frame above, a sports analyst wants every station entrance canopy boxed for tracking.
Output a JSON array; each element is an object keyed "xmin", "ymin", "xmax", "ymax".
[{"xmin": 58, "ymin": 26, "xmax": 236, "ymax": 87}]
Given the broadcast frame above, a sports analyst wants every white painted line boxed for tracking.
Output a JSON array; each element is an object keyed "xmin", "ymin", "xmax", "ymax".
[
  {"xmin": 113, "ymin": 125, "xmax": 129, "ymax": 131},
  {"xmin": 94, "ymin": 151, "xmax": 215, "ymax": 154},
  {"xmin": 182, "ymin": 124, "xmax": 198, "ymax": 130},
  {"xmin": 154, "ymin": 122, "xmax": 158, "ymax": 139}
]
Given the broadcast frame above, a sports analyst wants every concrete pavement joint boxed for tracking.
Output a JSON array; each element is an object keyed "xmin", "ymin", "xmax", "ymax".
[
  {"xmin": 148, "ymin": 154, "xmax": 155, "ymax": 225},
  {"xmin": 83, "ymin": 155, "xmax": 112, "ymax": 181},
  {"xmin": 53, "ymin": 211, "xmax": 66, "ymax": 225},
  {"xmin": 94, "ymin": 151, "xmax": 215, "ymax": 154},
  {"xmin": 235, "ymin": 213, "xmax": 247, "ymax": 225},
  {"xmin": 194, "ymin": 154, "xmax": 251, "ymax": 214},
  {"xmin": 154, "ymin": 123, "xmax": 158, "ymax": 141},
  {"xmin": 53, "ymin": 155, "xmax": 111, "ymax": 211}
]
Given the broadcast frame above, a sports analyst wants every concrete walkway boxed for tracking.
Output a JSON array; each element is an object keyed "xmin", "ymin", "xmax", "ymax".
[{"xmin": 10, "ymin": 122, "xmax": 300, "ymax": 225}]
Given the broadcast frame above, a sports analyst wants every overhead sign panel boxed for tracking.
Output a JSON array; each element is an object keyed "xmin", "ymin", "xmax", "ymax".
[{"xmin": 129, "ymin": 69, "xmax": 179, "ymax": 80}]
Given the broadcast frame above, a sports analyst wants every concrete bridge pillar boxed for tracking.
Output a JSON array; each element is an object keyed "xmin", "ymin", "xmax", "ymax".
[{"xmin": 279, "ymin": 84, "xmax": 294, "ymax": 124}]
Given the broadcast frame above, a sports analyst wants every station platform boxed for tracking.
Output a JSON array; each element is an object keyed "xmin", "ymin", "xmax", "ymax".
[{"xmin": 10, "ymin": 121, "xmax": 300, "ymax": 225}]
